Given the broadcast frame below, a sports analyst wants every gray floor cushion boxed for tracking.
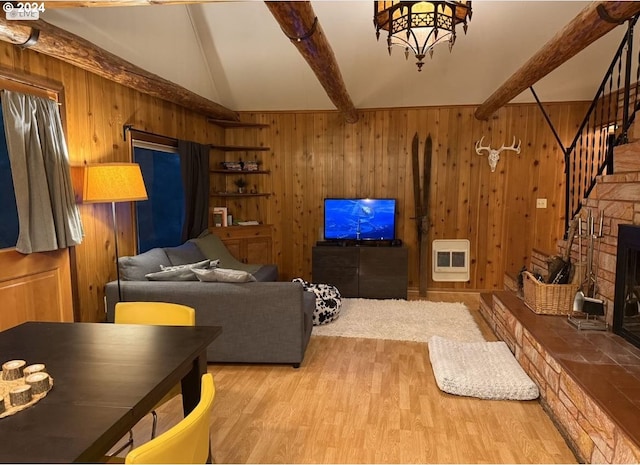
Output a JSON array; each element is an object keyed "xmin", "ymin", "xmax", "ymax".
[{"xmin": 428, "ymin": 336, "xmax": 539, "ymax": 400}]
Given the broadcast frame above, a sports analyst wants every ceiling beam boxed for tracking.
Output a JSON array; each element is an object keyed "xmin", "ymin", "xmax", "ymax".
[
  {"xmin": 265, "ymin": 1, "xmax": 359, "ymax": 124},
  {"xmin": 0, "ymin": 17, "xmax": 239, "ymax": 121},
  {"xmin": 475, "ymin": 1, "xmax": 640, "ymax": 121}
]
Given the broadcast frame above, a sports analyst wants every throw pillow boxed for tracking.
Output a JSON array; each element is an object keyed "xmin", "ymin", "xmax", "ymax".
[
  {"xmin": 146, "ymin": 259, "xmax": 210, "ymax": 281},
  {"xmin": 160, "ymin": 259, "xmax": 210, "ymax": 272},
  {"xmin": 145, "ymin": 267, "xmax": 198, "ymax": 281},
  {"xmin": 196, "ymin": 267, "xmax": 257, "ymax": 283},
  {"xmin": 118, "ymin": 248, "xmax": 171, "ymax": 281},
  {"xmin": 192, "ymin": 267, "xmax": 218, "ymax": 282}
]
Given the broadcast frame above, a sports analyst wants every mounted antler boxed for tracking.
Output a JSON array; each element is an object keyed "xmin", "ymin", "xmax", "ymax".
[{"xmin": 475, "ymin": 136, "xmax": 521, "ymax": 172}]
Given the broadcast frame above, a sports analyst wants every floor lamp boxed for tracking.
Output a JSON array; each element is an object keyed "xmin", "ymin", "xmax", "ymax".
[{"xmin": 72, "ymin": 163, "xmax": 148, "ymax": 302}]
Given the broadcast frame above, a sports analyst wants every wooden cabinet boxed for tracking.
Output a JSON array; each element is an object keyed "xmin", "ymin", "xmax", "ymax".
[
  {"xmin": 208, "ymin": 225, "xmax": 273, "ymax": 264},
  {"xmin": 312, "ymin": 246, "xmax": 408, "ymax": 299}
]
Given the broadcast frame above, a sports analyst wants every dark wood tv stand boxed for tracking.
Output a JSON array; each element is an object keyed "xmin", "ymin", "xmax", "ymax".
[{"xmin": 312, "ymin": 245, "xmax": 408, "ymax": 299}]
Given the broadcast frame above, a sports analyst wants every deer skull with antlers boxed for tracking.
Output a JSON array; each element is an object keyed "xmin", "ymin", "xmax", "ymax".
[{"xmin": 475, "ymin": 137, "xmax": 521, "ymax": 172}]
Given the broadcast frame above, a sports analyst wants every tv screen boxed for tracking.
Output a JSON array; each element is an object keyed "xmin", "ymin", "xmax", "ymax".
[{"xmin": 324, "ymin": 198, "xmax": 396, "ymax": 241}]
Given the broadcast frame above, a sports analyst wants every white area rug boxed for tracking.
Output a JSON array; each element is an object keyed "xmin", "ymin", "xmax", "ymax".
[
  {"xmin": 312, "ymin": 298, "xmax": 485, "ymax": 343},
  {"xmin": 428, "ymin": 336, "xmax": 539, "ymax": 400}
]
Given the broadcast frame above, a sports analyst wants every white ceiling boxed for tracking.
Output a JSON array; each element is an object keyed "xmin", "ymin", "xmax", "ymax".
[{"xmin": 41, "ymin": 1, "xmax": 628, "ymax": 113}]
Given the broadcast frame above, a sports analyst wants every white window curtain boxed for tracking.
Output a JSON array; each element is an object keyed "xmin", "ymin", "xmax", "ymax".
[{"xmin": 1, "ymin": 90, "xmax": 83, "ymax": 254}]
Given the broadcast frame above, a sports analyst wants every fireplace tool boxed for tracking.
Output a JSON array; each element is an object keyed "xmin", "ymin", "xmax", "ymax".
[{"xmin": 569, "ymin": 210, "xmax": 608, "ymax": 331}]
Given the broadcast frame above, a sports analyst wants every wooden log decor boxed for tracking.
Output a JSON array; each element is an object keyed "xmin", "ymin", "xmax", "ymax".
[
  {"xmin": 2, "ymin": 360, "xmax": 26, "ymax": 381},
  {"xmin": 9, "ymin": 385, "xmax": 32, "ymax": 407},
  {"xmin": 265, "ymin": 1, "xmax": 359, "ymax": 124},
  {"xmin": 0, "ymin": 360, "xmax": 54, "ymax": 418},
  {"xmin": 475, "ymin": 1, "xmax": 640, "ymax": 120},
  {"xmin": 23, "ymin": 364, "xmax": 46, "ymax": 377},
  {"xmin": 25, "ymin": 372, "xmax": 51, "ymax": 395},
  {"xmin": 0, "ymin": 17, "xmax": 239, "ymax": 122}
]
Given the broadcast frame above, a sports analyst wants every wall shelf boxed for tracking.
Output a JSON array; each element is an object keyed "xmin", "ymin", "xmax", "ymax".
[
  {"xmin": 207, "ymin": 119, "xmax": 270, "ymax": 129},
  {"xmin": 210, "ymin": 144, "xmax": 270, "ymax": 152},
  {"xmin": 210, "ymin": 192, "xmax": 271, "ymax": 198},
  {"xmin": 211, "ymin": 169, "xmax": 270, "ymax": 174}
]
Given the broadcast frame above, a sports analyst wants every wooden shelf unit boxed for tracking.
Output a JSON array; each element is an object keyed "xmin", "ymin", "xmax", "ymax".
[{"xmin": 209, "ymin": 119, "xmax": 272, "ymax": 229}]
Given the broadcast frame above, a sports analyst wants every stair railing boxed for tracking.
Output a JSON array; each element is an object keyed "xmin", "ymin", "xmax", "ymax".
[{"xmin": 534, "ymin": 15, "xmax": 640, "ymax": 234}]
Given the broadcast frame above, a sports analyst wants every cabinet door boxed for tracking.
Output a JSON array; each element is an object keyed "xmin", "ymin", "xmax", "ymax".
[
  {"xmin": 245, "ymin": 236, "xmax": 272, "ymax": 264},
  {"xmin": 359, "ymin": 247, "xmax": 408, "ymax": 299},
  {"xmin": 222, "ymin": 239, "xmax": 243, "ymax": 262},
  {"xmin": 312, "ymin": 247, "xmax": 359, "ymax": 297}
]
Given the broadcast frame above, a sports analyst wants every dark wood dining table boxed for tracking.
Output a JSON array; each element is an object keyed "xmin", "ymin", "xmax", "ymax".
[{"xmin": 0, "ymin": 321, "xmax": 221, "ymax": 463}]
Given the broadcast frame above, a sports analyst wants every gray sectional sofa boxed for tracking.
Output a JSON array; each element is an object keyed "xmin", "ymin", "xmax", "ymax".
[{"xmin": 105, "ymin": 232, "xmax": 314, "ymax": 367}]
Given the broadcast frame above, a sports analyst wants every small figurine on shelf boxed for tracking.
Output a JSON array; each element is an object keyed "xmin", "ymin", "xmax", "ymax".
[{"xmin": 234, "ymin": 177, "xmax": 247, "ymax": 194}]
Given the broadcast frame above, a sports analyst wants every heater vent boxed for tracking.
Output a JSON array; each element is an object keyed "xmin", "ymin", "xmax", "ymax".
[{"xmin": 432, "ymin": 239, "xmax": 470, "ymax": 282}]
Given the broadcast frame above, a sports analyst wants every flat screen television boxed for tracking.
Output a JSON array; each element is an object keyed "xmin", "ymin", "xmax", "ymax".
[{"xmin": 324, "ymin": 198, "xmax": 396, "ymax": 241}]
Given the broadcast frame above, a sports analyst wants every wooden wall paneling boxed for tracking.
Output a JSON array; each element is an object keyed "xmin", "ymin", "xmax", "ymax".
[
  {"xmin": 467, "ymin": 111, "xmax": 485, "ymax": 289},
  {"xmin": 268, "ymin": 116, "xmax": 282, "ymax": 268},
  {"xmin": 280, "ymin": 114, "xmax": 295, "ymax": 279},
  {"xmin": 329, "ymin": 115, "xmax": 345, "ymax": 197},
  {"xmin": 503, "ymin": 105, "xmax": 529, "ymax": 275},
  {"xmin": 493, "ymin": 108, "xmax": 511, "ymax": 290},
  {"xmin": 314, "ymin": 113, "xmax": 328, "ymax": 246},
  {"xmin": 530, "ymin": 106, "xmax": 552, "ymax": 256},
  {"xmin": 381, "ymin": 110, "xmax": 397, "ymax": 201},
  {"xmin": 394, "ymin": 110, "xmax": 409, "ymax": 253},
  {"xmin": 292, "ymin": 114, "xmax": 306, "ymax": 278},
  {"xmin": 344, "ymin": 114, "xmax": 357, "ymax": 198},
  {"xmin": 302, "ymin": 114, "xmax": 316, "ymax": 274},
  {"xmin": 453, "ymin": 108, "xmax": 474, "ymax": 289},
  {"xmin": 444, "ymin": 107, "xmax": 458, "ymax": 246},
  {"xmin": 233, "ymin": 103, "xmax": 589, "ymax": 293},
  {"xmin": 430, "ymin": 108, "xmax": 450, "ymax": 289},
  {"xmin": 358, "ymin": 111, "xmax": 374, "ymax": 198},
  {"xmin": 474, "ymin": 115, "xmax": 493, "ymax": 290},
  {"xmin": 540, "ymin": 104, "xmax": 570, "ymax": 251}
]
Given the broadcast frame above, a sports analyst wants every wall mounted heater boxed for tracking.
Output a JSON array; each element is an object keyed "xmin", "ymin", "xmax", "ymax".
[{"xmin": 432, "ymin": 239, "xmax": 470, "ymax": 282}]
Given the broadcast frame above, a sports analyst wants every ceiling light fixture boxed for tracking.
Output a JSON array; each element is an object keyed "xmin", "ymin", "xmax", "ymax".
[{"xmin": 374, "ymin": 1, "xmax": 472, "ymax": 71}]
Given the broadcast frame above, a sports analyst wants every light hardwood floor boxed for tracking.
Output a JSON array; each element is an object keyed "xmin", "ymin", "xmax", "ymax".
[{"xmin": 113, "ymin": 306, "xmax": 576, "ymax": 464}]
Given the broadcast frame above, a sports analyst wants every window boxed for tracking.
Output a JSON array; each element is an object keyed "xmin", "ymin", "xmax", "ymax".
[
  {"xmin": 133, "ymin": 141, "xmax": 184, "ymax": 253},
  {"xmin": 0, "ymin": 107, "xmax": 19, "ymax": 249}
]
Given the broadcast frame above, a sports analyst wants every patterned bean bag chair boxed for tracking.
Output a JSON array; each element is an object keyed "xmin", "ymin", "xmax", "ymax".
[{"xmin": 292, "ymin": 278, "xmax": 342, "ymax": 326}]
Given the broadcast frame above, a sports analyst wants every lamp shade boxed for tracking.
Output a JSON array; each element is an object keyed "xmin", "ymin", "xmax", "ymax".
[{"xmin": 71, "ymin": 163, "xmax": 148, "ymax": 204}]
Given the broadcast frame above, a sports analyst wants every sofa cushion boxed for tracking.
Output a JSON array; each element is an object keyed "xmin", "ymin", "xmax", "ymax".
[
  {"xmin": 164, "ymin": 241, "xmax": 207, "ymax": 266},
  {"xmin": 119, "ymin": 248, "xmax": 171, "ymax": 281},
  {"xmin": 189, "ymin": 233, "xmax": 260, "ymax": 273}
]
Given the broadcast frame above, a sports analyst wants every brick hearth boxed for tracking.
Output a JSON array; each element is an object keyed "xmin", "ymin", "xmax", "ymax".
[{"xmin": 480, "ymin": 291, "xmax": 640, "ymax": 463}]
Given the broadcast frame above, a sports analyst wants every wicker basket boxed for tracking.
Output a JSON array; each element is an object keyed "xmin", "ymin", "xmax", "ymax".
[{"xmin": 522, "ymin": 271, "xmax": 579, "ymax": 315}]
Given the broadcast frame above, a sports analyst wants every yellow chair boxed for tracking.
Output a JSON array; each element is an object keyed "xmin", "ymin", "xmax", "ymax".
[
  {"xmin": 114, "ymin": 302, "xmax": 196, "ymax": 449},
  {"xmin": 124, "ymin": 373, "xmax": 215, "ymax": 464}
]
